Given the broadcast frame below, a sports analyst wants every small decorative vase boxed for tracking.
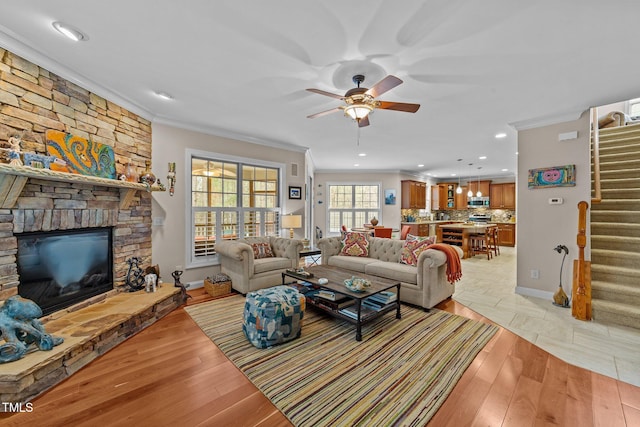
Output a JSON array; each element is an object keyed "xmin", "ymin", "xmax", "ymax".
[
  {"xmin": 125, "ymin": 162, "xmax": 138, "ymax": 183},
  {"xmin": 139, "ymin": 160, "xmax": 156, "ymax": 185},
  {"xmin": 370, "ymin": 217, "xmax": 378, "ymax": 226}
]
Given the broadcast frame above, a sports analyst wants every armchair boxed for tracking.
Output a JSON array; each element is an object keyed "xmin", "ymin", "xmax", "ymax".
[{"xmin": 215, "ymin": 236, "xmax": 303, "ymax": 294}]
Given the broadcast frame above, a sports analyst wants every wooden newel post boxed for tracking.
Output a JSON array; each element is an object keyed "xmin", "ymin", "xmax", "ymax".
[{"xmin": 572, "ymin": 201, "xmax": 592, "ymax": 320}]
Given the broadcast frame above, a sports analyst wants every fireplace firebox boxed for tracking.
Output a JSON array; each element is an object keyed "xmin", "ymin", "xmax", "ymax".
[{"xmin": 16, "ymin": 227, "xmax": 114, "ymax": 315}]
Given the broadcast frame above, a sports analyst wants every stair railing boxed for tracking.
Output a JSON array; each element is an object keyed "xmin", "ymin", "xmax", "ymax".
[
  {"xmin": 572, "ymin": 201, "xmax": 592, "ymax": 320},
  {"xmin": 591, "ymin": 107, "xmax": 602, "ymax": 203}
]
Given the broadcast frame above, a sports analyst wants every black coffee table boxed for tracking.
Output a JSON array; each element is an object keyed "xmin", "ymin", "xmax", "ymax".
[{"xmin": 282, "ymin": 265, "xmax": 401, "ymax": 341}]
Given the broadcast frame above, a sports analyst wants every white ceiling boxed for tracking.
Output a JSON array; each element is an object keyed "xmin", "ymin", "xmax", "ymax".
[{"xmin": 1, "ymin": 1, "xmax": 640, "ymax": 180}]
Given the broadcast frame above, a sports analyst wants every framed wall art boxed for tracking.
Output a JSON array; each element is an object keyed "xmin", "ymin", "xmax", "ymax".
[
  {"xmin": 528, "ymin": 164, "xmax": 575, "ymax": 189},
  {"xmin": 384, "ymin": 189, "xmax": 397, "ymax": 205},
  {"xmin": 289, "ymin": 186, "xmax": 302, "ymax": 199}
]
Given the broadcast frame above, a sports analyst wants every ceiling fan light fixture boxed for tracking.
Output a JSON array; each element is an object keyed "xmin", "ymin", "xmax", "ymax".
[{"xmin": 344, "ymin": 104, "xmax": 373, "ymax": 121}]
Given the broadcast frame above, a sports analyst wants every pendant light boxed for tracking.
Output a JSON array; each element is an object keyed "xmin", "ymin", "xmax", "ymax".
[
  {"xmin": 467, "ymin": 164, "xmax": 473, "ymax": 197},
  {"xmin": 476, "ymin": 176, "xmax": 482, "ymax": 197},
  {"xmin": 456, "ymin": 160, "xmax": 463, "ymax": 194}
]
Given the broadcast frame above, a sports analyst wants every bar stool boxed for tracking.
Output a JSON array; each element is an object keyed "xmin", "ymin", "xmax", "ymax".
[
  {"xmin": 469, "ymin": 228, "xmax": 493, "ymax": 260},
  {"xmin": 488, "ymin": 225, "xmax": 500, "ymax": 256}
]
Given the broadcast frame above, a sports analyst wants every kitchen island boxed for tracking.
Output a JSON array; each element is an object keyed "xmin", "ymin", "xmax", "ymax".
[
  {"xmin": 400, "ymin": 220, "xmax": 455, "ymax": 237},
  {"xmin": 438, "ymin": 223, "xmax": 498, "ymax": 259}
]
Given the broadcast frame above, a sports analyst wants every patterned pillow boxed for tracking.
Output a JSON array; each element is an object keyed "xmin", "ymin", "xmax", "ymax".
[
  {"xmin": 251, "ymin": 242, "xmax": 274, "ymax": 259},
  {"xmin": 340, "ymin": 232, "xmax": 370, "ymax": 257},
  {"xmin": 399, "ymin": 235, "xmax": 436, "ymax": 266}
]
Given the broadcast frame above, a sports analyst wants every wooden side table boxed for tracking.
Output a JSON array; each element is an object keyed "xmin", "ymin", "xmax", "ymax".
[{"xmin": 299, "ymin": 247, "xmax": 322, "ymax": 266}]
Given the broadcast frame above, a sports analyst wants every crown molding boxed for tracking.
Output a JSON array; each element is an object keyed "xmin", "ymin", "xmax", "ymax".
[
  {"xmin": 315, "ymin": 168, "xmax": 404, "ymax": 174},
  {"xmin": 0, "ymin": 27, "xmax": 311, "ymax": 155},
  {"xmin": 152, "ymin": 116, "xmax": 308, "ymax": 153},
  {"xmin": 509, "ymin": 109, "xmax": 587, "ymax": 131},
  {"xmin": 0, "ymin": 26, "xmax": 154, "ymax": 120}
]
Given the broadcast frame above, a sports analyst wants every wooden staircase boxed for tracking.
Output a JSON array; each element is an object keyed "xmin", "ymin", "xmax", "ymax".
[{"xmin": 590, "ymin": 123, "xmax": 640, "ymax": 328}]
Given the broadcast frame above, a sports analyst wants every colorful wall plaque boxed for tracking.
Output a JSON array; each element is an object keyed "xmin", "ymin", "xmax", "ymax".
[
  {"xmin": 528, "ymin": 164, "xmax": 575, "ymax": 189},
  {"xmin": 45, "ymin": 130, "xmax": 116, "ymax": 179}
]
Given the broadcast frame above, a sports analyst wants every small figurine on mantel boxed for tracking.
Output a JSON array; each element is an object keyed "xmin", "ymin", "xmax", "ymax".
[
  {"xmin": 7, "ymin": 135, "xmax": 23, "ymax": 166},
  {"xmin": 0, "ymin": 135, "xmax": 25, "ymax": 166}
]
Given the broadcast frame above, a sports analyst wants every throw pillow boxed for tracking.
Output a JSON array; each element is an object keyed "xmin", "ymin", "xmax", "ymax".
[
  {"xmin": 251, "ymin": 242, "xmax": 274, "ymax": 259},
  {"xmin": 340, "ymin": 232, "xmax": 370, "ymax": 257},
  {"xmin": 399, "ymin": 235, "xmax": 436, "ymax": 266}
]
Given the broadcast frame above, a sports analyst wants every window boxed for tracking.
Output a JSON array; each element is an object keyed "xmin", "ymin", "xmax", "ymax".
[
  {"xmin": 188, "ymin": 151, "xmax": 283, "ymax": 267},
  {"xmin": 327, "ymin": 183, "xmax": 380, "ymax": 234},
  {"xmin": 629, "ymin": 98, "xmax": 640, "ymax": 118}
]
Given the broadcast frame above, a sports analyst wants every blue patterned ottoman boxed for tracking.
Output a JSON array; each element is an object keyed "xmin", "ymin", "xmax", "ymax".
[{"xmin": 243, "ymin": 286, "xmax": 305, "ymax": 349}]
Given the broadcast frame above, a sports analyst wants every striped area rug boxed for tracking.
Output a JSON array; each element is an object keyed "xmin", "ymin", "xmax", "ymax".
[{"xmin": 185, "ymin": 295, "xmax": 497, "ymax": 426}]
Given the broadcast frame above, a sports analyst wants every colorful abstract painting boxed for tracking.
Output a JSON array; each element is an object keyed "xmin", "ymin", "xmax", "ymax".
[
  {"xmin": 528, "ymin": 164, "xmax": 575, "ymax": 189},
  {"xmin": 45, "ymin": 130, "xmax": 116, "ymax": 179}
]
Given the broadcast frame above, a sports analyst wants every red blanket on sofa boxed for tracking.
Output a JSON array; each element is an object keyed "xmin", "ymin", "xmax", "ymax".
[{"xmin": 426, "ymin": 243, "xmax": 462, "ymax": 284}]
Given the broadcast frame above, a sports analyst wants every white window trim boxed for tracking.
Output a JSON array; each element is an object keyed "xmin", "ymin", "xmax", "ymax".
[
  {"xmin": 326, "ymin": 181, "xmax": 382, "ymax": 236},
  {"xmin": 184, "ymin": 148, "xmax": 286, "ymax": 269}
]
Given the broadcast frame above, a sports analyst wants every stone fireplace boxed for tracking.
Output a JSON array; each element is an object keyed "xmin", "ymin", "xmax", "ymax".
[{"xmin": 0, "ymin": 50, "xmax": 181, "ymax": 403}]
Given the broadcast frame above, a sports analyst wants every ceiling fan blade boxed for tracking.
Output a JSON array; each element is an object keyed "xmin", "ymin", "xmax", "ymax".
[
  {"xmin": 365, "ymin": 75, "xmax": 403, "ymax": 98},
  {"xmin": 358, "ymin": 116, "xmax": 370, "ymax": 127},
  {"xmin": 306, "ymin": 88, "xmax": 344, "ymax": 99},
  {"xmin": 377, "ymin": 101, "xmax": 420, "ymax": 113},
  {"xmin": 307, "ymin": 107, "xmax": 342, "ymax": 119}
]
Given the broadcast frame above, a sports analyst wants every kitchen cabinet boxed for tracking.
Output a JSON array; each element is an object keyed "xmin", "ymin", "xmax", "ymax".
[
  {"xmin": 430, "ymin": 184, "xmax": 446, "ymax": 210},
  {"xmin": 496, "ymin": 223, "xmax": 516, "ymax": 246},
  {"xmin": 490, "ymin": 183, "xmax": 516, "ymax": 209},
  {"xmin": 455, "ymin": 185, "xmax": 468, "ymax": 210},
  {"xmin": 401, "ymin": 180, "xmax": 427, "ymax": 209},
  {"xmin": 467, "ymin": 180, "xmax": 491, "ymax": 198},
  {"xmin": 404, "ymin": 223, "xmax": 430, "ymax": 237},
  {"xmin": 431, "ymin": 183, "xmax": 459, "ymax": 210}
]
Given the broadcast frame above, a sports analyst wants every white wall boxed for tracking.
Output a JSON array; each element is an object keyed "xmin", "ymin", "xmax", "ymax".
[
  {"xmin": 516, "ymin": 112, "xmax": 591, "ymax": 298},
  {"xmin": 313, "ymin": 171, "xmax": 422, "ymax": 237},
  {"xmin": 151, "ymin": 123, "xmax": 306, "ymax": 285}
]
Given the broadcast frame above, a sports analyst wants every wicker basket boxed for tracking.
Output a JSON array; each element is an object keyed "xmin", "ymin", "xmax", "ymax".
[{"xmin": 204, "ymin": 273, "xmax": 232, "ymax": 297}]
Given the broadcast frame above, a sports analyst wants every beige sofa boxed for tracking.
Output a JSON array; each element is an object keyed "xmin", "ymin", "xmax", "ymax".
[
  {"xmin": 317, "ymin": 236, "xmax": 463, "ymax": 310},
  {"xmin": 216, "ymin": 236, "xmax": 303, "ymax": 294}
]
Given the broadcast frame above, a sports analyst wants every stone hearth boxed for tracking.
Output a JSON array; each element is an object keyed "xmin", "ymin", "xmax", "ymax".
[
  {"xmin": 0, "ymin": 285, "xmax": 182, "ymax": 403},
  {"xmin": 0, "ymin": 40, "xmax": 167, "ymax": 405}
]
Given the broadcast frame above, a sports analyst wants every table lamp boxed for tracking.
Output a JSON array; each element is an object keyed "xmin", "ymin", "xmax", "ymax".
[{"xmin": 282, "ymin": 214, "xmax": 302, "ymax": 238}]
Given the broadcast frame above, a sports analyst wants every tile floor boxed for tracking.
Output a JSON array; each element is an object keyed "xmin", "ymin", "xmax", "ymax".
[{"xmin": 454, "ymin": 246, "xmax": 640, "ymax": 387}]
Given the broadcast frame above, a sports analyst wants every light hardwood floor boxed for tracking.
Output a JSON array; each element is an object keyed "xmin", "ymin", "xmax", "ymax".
[{"xmin": 2, "ymin": 289, "xmax": 639, "ymax": 426}]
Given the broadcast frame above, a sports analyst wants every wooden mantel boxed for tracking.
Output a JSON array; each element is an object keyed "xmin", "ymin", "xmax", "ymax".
[{"xmin": 0, "ymin": 163, "xmax": 163, "ymax": 210}]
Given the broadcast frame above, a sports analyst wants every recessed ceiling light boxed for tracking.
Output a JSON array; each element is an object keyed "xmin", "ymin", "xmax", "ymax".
[
  {"xmin": 52, "ymin": 21, "xmax": 87, "ymax": 42},
  {"xmin": 358, "ymin": 153, "xmax": 366, "ymax": 157},
  {"xmin": 501, "ymin": 168, "xmax": 509, "ymax": 172},
  {"xmin": 495, "ymin": 132, "xmax": 507, "ymax": 139},
  {"xmin": 451, "ymin": 173, "xmax": 456, "ymax": 176},
  {"xmin": 479, "ymin": 156, "xmax": 487, "ymax": 160},
  {"xmin": 418, "ymin": 164, "xmax": 424, "ymax": 167},
  {"xmin": 154, "ymin": 91, "xmax": 174, "ymax": 100},
  {"xmin": 354, "ymin": 163, "xmax": 359, "ymax": 167}
]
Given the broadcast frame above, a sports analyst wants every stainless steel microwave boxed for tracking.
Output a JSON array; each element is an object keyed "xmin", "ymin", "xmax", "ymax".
[{"xmin": 468, "ymin": 197, "xmax": 490, "ymax": 208}]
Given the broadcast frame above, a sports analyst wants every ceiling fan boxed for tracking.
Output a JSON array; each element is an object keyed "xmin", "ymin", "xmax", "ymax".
[{"xmin": 306, "ymin": 74, "xmax": 420, "ymax": 127}]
